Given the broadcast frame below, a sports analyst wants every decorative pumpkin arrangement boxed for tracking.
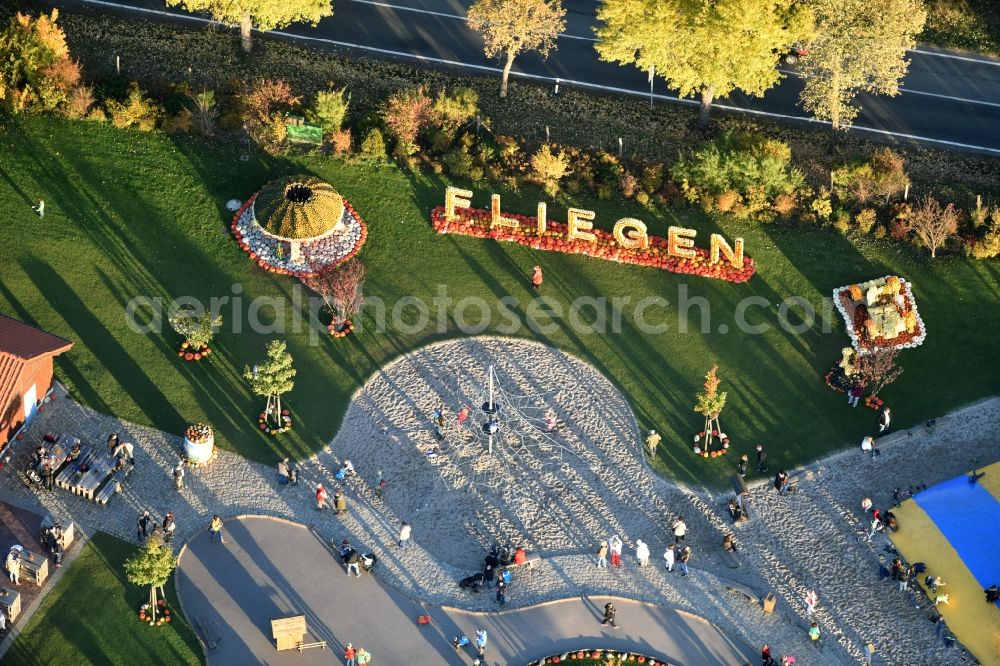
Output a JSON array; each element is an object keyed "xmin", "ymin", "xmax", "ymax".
[
  {"xmin": 178, "ymin": 340, "xmax": 212, "ymax": 362},
  {"xmin": 259, "ymin": 410, "xmax": 293, "ymax": 435},
  {"xmin": 184, "ymin": 423, "xmax": 213, "ymax": 444}
]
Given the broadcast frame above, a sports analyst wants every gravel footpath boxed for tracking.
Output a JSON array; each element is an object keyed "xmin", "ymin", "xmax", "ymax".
[{"xmin": 1, "ymin": 337, "xmax": 995, "ymax": 665}]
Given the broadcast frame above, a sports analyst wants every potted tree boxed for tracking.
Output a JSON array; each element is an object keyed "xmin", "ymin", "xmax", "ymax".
[
  {"xmin": 243, "ymin": 340, "xmax": 296, "ymax": 434},
  {"xmin": 169, "ymin": 310, "xmax": 222, "ymax": 361},
  {"xmin": 301, "ymin": 258, "xmax": 366, "ymax": 337},
  {"xmin": 693, "ymin": 364, "xmax": 729, "ymax": 457},
  {"xmin": 124, "ymin": 531, "xmax": 176, "ymax": 624}
]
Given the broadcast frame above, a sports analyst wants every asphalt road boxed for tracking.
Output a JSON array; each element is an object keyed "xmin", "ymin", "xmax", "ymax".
[{"xmin": 66, "ymin": 0, "xmax": 1000, "ymax": 154}]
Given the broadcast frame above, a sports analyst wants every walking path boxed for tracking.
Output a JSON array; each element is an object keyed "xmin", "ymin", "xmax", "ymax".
[
  {"xmin": 0, "ymin": 337, "xmax": 996, "ymax": 664},
  {"xmin": 176, "ymin": 516, "xmax": 755, "ymax": 665}
]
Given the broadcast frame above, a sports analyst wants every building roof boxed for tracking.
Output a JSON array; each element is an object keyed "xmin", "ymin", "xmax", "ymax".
[
  {"xmin": 0, "ymin": 315, "xmax": 74, "ymax": 360},
  {"xmin": 252, "ymin": 175, "xmax": 346, "ymax": 241}
]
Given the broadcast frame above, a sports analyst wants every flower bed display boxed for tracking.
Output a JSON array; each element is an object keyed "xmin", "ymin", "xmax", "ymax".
[
  {"xmin": 692, "ymin": 431, "xmax": 731, "ymax": 457},
  {"xmin": 328, "ymin": 319, "xmax": 353, "ymax": 338},
  {"xmin": 527, "ymin": 650, "xmax": 666, "ymax": 665},
  {"xmin": 259, "ymin": 410, "xmax": 293, "ymax": 435},
  {"xmin": 231, "ymin": 193, "xmax": 367, "ymax": 278},
  {"xmin": 137, "ymin": 600, "xmax": 173, "ymax": 626},
  {"xmin": 177, "ymin": 341, "xmax": 212, "ymax": 362},
  {"xmin": 431, "ymin": 206, "xmax": 755, "ymax": 283},
  {"xmin": 833, "ymin": 276, "xmax": 926, "ymax": 354}
]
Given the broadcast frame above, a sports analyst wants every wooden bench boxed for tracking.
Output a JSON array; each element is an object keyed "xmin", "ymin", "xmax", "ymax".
[
  {"xmin": 271, "ymin": 615, "xmax": 307, "ymax": 651},
  {"xmin": 194, "ymin": 614, "xmax": 220, "ymax": 650},
  {"xmin": 95, "ymin": 469, "xmax": 126, "ymax": 505},
  {"xmin": 296, "ymin": 641, "xmax": 327, "ymax": 652},
  {"xmin": 507, "ymin": 552, "xmax": 542, "ymax": 570}
]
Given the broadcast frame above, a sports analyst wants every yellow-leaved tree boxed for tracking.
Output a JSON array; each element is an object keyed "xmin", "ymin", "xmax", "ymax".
[
  {"xmin": 166, "ymin": 0, "xmax": 333, "ymax": 53},
  {"xmin": 595, "ymin": 0, "xmax": 812, "ymax": 128},
  {"xmin": 467, "ymin": 0, "xmax": 566, "ymax": 98},
  {"xmin": 798, "ymin": 0, "xmax": 925, "ymax": 130}
]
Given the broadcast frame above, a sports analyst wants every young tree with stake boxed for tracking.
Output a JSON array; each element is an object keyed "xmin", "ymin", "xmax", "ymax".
[
  {"xmin": 301, "ymin": 259, "xmax": 366, "ymax": 332},
  {"xmin": 244, "ymin": 340, "xmax": 296, "ymax": 429},
  {"xmin": 855, "ymin": 348, "xmax": 903, "ymax": 398},
  {"xmin": 694, "ymin": 364, "xmax": 728, "ymax": 450},
  {"xmin": 467, "ymin": 0, "xmax": 566, "ymax": 98},
  {"xmin": 124, "ymin": 531, "xmax": 176, "ymax": 623}
]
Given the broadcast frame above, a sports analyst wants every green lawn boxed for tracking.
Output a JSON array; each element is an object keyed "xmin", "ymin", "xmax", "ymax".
[
  {"xmin": 1, "ymin": 115, "xmax": 998, "ymax": 487},
  {"xmin": 3, "ymin": 532, "xmax": 203, "ymax": 666}
]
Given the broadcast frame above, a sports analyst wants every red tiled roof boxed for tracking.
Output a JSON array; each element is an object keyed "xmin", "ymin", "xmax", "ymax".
[{"xmin": 0, "ymin": 314, "xmax": 74, "ymax": 360}]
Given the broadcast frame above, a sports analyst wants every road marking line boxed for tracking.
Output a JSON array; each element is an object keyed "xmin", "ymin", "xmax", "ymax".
[
  {"xmin": 910, "ymin": 47, "xmax": 1000, "ymax": 67},
  {"xmin": 777, "ymin": 68, "xmax": 1000, "ymax": 108},
  {"xmin": 348, "ymin": 0, "xmax": 597, "ymax": 40},
  {"xmin": 78, "ymin": 0, "xmax": 1000, "ymax": 156}
]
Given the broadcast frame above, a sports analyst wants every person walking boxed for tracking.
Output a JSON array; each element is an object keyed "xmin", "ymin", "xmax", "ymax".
[
  {"xmin": 277, "ymin": 458, "xmax": 290, "ymax": 485},
  {"xmin": 672, "ymin": 516, "xmax": 687, "ymax": 543},
  {"xmin": 173, "ymin": 460, "xmax": 185, "ymax": 490},
  {"xmin": 137, "ymin": 511, "xmax": 152, "ymax": 540},
  {"xmin": 804, "ymin": 590, "xmax": 817, "ymax": 618},
  {"xmin": 334, "ymin": 490, "xmax": 348, "ymax": 515},
  {"xmin": 644, "ymin": 430, "xmax": 660, "ymax": 457},
  {"xmin": 345, "ymin": 550, "xmax": 361, "ymax": 577},
  {"xmin": 344, "ymin": 642, "xmax": 356, "ymax": 666},
  {"xmin": 475, "ymin": 629, "xmax": 488, "ymax": 658},
  {"xmin": 609, "ymin": 535, "xmax": 623, "ymax": 567},
  {"xmin": 808, "ymin": 622, "xmax": 820, "ymax": 643},
  {"xmin": 761, "ymin": 644, "xmax": 773, "ymax": 665},
  {"xmin": 163, "ymin": 512, "xmax": 177, "ymax": 544},
  {"xmin": 495, "ymin": 578, "xmax": 508, "ymax": 605},
  {"xmin": 355, "ymin": 647, "xmax": 371, "ymax": 665},
  {"xmin": 398, "ymin": 521, "xmax": 412, "ymax": 548},
  {"xmin": 316, "ymin": 483, "xmax": 329, "ymax": 511},
  {"xmin": 737, "ymin": 453, "xmax": 749, "ymax": 478},
  {"xmin": 209, "ymin": 515, "xmax": 225, "ymax": 544},
  {"xmin": 678, "ymin": 545, "xmax": 692, "ymax": 576},
  {"xmin": 635, "ymin": 539, "xmax": 650, "ymax": 567},
  {"xmin": 861, "ymin": 497, "xmax": 873, "ymax": 514},
  {"xmin": 596, "ymin": 540, "xmax": 608, "ymax": 568},
  {"xmin": 775, "ymin": 470, "xmax": 789, "ymax": 495},
  {"xmin": 6, "ymin": 551, "xmax": 20, "ymax": 585},
  {"xmin": 601, "ymin": 602, "xmax": 618, "ymax": 628},
  {"xmin": 663, "ymin": 544, "xmax": 675, "ymax": 572},
  {"xmin": 848, "ymin": 384, "xmax": 863, "ymax": 408},
  {"xmin": 531, "ymin": 265, "xmax": 543, "ymax": 290},
  {"xmin": 33, "ymin": 199, "xmax": 44, "ymax": 218},
  {"xmin": 878, "ymin": 407, "xmax": 892, "ymax": 434},
  {"xmin": 756, "ymin": 444, "xmax": 768, "ymax": 473}
]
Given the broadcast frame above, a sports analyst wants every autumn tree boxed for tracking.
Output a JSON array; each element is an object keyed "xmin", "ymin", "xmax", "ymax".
[
  {"xmin": 595, "ymin": 0, "xmax": 811, "ymax": 128},
  {"xmin": 693, "ymin": 364, "xmax": 728, "ymax": 449},
  {"xmin": 905, "ymin": 195, "xmax": 959, "ymax": 258},
  {"xmin": 241, "ymin": 79, "xmax": 300, "ymax": 153},
  {"xmin": 530, "ymin": 144, "xmax": 571, "ymax": 197},
  {"xmin": 798, "ymin": 0, "xmax": 925, "ymax": 130},
  {"xmin": 467, "ymin": 0, "xmax": 566, "ymax": 98},
  {"xmin": 244, "ymin": 340, "xmax": 296, "ymax": 428},
  {"xmin": 124, "ymin": 531, "xmax": 176, "ymax": 623},
  {"xmin": 168, "ymin": 309, "xmax": 223, "ymax": 351},
  {"xmin": 0, "ymin": 10, "xmax": 89, "ymax": 115},
  {"xmin": 381, "ymin": 86, "xmax": 433, "ymax": 157},
  {"xmin": 166, "ymin": 0, "xmax": 333, "ymax": 53},
  {"xmin": 855, "ymin": 348, "xmax": 903, "ymax": 397},
  {"xmin": 301, "ymin": 259, "xmax": 366, "ymax": 331}
]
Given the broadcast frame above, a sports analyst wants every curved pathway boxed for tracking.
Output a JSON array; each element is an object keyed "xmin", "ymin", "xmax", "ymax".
[
  {"xmin": 2, "ymin": 338, "xmax": 997, "ymax": 664},
  {"xmin": 176, "ymin": 516, "xmax": 756, "ymax": 666}
]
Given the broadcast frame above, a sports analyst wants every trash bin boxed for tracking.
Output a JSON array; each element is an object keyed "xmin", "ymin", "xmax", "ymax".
[{"xmin": 762, "ymin": 593, "xmax": 776, "ymax": 613}]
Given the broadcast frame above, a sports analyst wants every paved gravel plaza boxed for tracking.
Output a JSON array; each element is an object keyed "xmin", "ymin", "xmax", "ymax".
[
  {"xmin": 0, "ymin": 337, "xmax": 997, "ymax": 664},
  {"xmin": 177, "ymin": 515, "xmax": 755, "ymax": 665}
]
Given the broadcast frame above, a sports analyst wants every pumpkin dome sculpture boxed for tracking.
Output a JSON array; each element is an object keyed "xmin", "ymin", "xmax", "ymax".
[{"xmin": 231, "ymin": 175, "xmax": 367, "ymax": 277}]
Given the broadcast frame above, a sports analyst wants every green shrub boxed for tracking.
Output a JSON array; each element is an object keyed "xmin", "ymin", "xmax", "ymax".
[
  {"xmin": 444, "ymin": 145, "xmax": 475, "ymax": 179},
  {"xmin": 635, "ymin": 190, "xmax": 650, "ymax": 207},
  {"xmin": 105, "ymin": 81, "xmax": 160, "ymax": 130},
  {"xmin": 970, "ymin": 229, "xmax": 1000, "ymax": 259},
  {"xmin": 310, "ymin": 87, "xmax": 350, "ymax": 135},
  {"xmin": 810, "ymin": 192, "xmax": 833, "ymax": 222},
  {"xmin": 670, "ymin": 132, "xmax": 806, "ymax": 213},
  {"xmin": 832, "ymin": 148, "xmax": 909, "ymax": 207},
  {"xmin": 432, "ymin": 86, "xmax": 478, "ymax": 132},
  {"xmin": 531, "ymin": 144, "xmax": 571, "ymax": 197},
  {"xmin": 641, "ymin": 164, "xmax": 664, "ymax": 194},
  {"xmin": 855, "ymin": 208, "xmax": 878, "ymax": 234},
  {"xmin": 359, "ymin": 127, "xmax": 386, "ymax": 160}
]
